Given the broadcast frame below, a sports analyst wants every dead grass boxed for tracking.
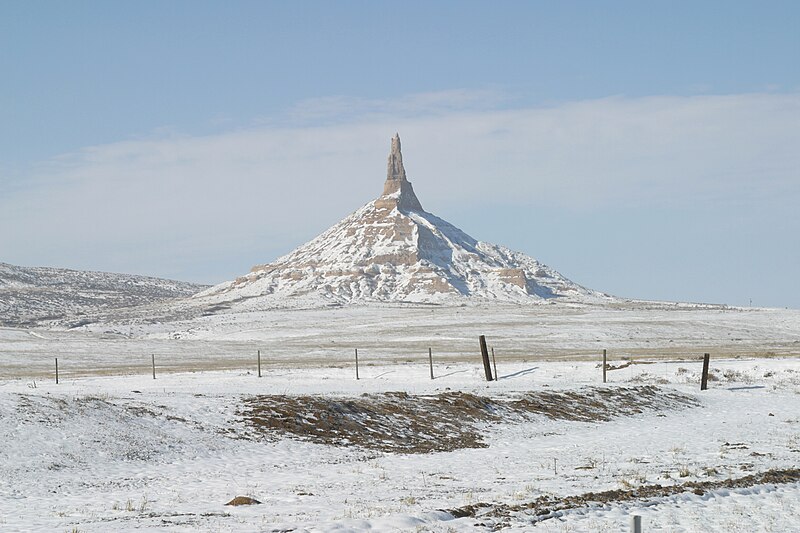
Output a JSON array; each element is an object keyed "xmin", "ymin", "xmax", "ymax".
[
  {"xmin": 237, "ymin": 386, "xmax": 697, "ymax": 453},
  {"xmin": 448, "ymin": 468, "xmax": 800, "ymax": 529}
]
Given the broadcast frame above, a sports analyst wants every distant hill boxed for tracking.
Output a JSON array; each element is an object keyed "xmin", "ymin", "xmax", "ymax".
[
  {"xmin": 0, "ymin": 262, "xmax": 207, "ymax": 327},
  {"xmin": 198, "ymin": 134, "xmax": 612, "ymax": 309}
]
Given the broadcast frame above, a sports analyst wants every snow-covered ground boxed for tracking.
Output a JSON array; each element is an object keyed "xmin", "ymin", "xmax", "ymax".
[
  {"xmin": 2, "ymin": 355, "xmax": 800, "ymax": 532},
  {"xmin": 3, "ymin": 304, "xmax": 799, "ymax": 379},
  {"xmin": 1, "ymin": 304, "xmax": 799, "ymax": 532}
]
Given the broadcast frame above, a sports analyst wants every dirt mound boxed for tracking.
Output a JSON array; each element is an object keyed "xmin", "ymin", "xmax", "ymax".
[
  {"xmin": 238, "ymin": 386, "xmax": 697, "ymax": 454},
  {"xmin": 225, "ymin": 496, "xmax": 261, "ymax": 506}
]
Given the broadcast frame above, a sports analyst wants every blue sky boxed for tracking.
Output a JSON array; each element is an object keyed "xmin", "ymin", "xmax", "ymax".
[{"xmin": 1, "ymin": 1, "xmax": 799, "ymax": 308}]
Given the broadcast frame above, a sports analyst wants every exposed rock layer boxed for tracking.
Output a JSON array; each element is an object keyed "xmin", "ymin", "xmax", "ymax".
[{"xmin": 376, "ymin": 133, "xmax": 423, "ymax": 212}]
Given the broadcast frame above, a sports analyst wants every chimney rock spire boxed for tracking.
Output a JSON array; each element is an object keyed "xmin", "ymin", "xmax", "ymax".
[
  {"xmin": 377, "ymin": 134, "xmax": 423, "ymax": 212},
  {"xmin": 386, "ymin": 133, "xmax": 406, "ymax": 181}
]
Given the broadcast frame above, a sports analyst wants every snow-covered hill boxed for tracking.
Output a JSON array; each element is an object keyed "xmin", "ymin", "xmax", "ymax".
[
  {"xmin": 0, "ymin": 262, "xmax": 207, "ymax": 327},
  {"xmin": 199, "ymin": 134, "xmax": 610, "ymax": 308}
]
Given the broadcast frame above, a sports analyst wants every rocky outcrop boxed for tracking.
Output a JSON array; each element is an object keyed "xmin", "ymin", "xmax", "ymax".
[
  {"xmin": 386, "ymin": 133, "xmax": 407, "ymax": 182},
  {"xmin": 197, "ymin": 134, "xmax": 609, "ymax": 307},
  {"xmin": 375, "ymin": 133, "xmax": 424, "ymax": 212}
]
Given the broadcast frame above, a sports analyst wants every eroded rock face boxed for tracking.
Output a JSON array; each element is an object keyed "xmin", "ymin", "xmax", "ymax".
[
  {"xmin": 376, "ymin": 133, "xmax": 424, "ymax": 212},
  {"xmin": 386, "ymin": 133, "xmax": 407, "ymax": 182},
  {"xmin": 197, "ymin": 134, "xmax": 607, "ymax": 307}
]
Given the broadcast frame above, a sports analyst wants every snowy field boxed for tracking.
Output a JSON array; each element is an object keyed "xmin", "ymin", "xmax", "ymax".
[
  {"xmin": 2, "ymin": 359, "xmax": 800, "ymax": 532},
  {"xmin": 2, "ymin": 304, "xmax": 799, "ymax": 379},
  {"xmin": 1, "ymin": 304, "xmax": 800, "ymax": 532}
]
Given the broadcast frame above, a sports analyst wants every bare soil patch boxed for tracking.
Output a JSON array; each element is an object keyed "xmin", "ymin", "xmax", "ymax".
[{"xmin": 238, "ymin": 386, "xmax": 697, "ymax": 454}]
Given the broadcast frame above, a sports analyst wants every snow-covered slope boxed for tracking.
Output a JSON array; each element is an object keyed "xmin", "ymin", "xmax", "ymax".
[
  {"xmin": 0, "ymin": 262, "xmax": 207, "ymax": 327},
  {"xmin": 200, "ymin": 203, "xmax": 602, "ymax": 306},
  {"xmin": 199, "ymin": 134, "xmax": 609, "ymax": 308}
]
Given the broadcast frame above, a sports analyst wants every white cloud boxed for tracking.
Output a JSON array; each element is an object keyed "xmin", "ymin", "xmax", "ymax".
[
  {"xmin": 281, "ymin": 88, "xmax": 509, "ymax": 124},
  {"xmin": 2, "ymin": 91, "xmax": 798, "ymax": 282}
]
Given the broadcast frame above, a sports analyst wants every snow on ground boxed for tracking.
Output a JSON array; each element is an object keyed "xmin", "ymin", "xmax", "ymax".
[
  {"xmin": 2, "ymin": 304, "xmax": 799, "ymax": 379},
  {"xmin": 1, "ymin": 304, "xmax": 799, "ymax": 531},
  {"xmin": 2, "ymin": 354, "xmax": 800, "ymax": 532}
]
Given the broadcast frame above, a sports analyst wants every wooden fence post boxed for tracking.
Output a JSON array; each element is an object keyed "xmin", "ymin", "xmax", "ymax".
[
  {"xmin": 701, "ymin": 353, "xmax": 710, "ymax": 390},
  {"xmin": 491, "ymin": 347, "xmax": 498, "ymax": 380},
  {"xmin": 257, "ymin": 349, "xmax": 262, "ymax": 378},
  {"xmin": 603, "ymin": 349, "xmax": 607, "ymax": 384},
  {"xmin": 428, "ymin": 347, "xmax": 434, "ymax": 380},
  {"xmin": 55, "ymin": 357, "xmax": 59, "ymax": 384},
  {"xmin": 479, "ymin": 335, "xmax": 493, "ymax": 381},
  {"xmin": 355, "ymin": 348, "xmax": 360, "ymax": 380},
  {"xmin": 152, "ymin": 354, "xmax": 156, "ymax": 380}
]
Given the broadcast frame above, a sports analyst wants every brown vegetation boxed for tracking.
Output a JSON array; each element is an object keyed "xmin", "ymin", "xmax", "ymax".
[
  {"xmin": 237, "ymin": 386, "xmax": 697, "ymax": 454},
  {"xmin": 447, "ymin": 468, "xmax": 800, "ymax": 529}
]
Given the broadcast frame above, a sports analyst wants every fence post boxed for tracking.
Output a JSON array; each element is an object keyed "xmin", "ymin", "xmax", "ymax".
[
  {"xmin": 55, "ymin": 357, "xmax": 59, "ymax": 385},
  {"xmin": 257, "ymin": 349, "xmax": 262, "ymax": 378},
  {"xmin": 355, "ymin": 348, "xmax": 360, "ymax": 380},
  {"xmin": 603, "ymin": 349, "xmax": 607, "ymax": 384},
  {"xmin": 152, "ymin": 354, "xmax": 156, "ymax": 380},
  {"xmin": 701, "ymin": 353, "xmax": 710, "ymax": 390},
  {"xmin": 428, "ymin": 347, "xmax": 434, "ymax": 380},
  {"xmin": 630, "ymin": 514, "xmax": 642, "ymax": 533},
  {"xmin": 491, "ymin": 347, "xmax": 498, "ymax": 380},
  {"xmin": 479, "ymin": 335, "xmax": 493, "ymax": 381}
]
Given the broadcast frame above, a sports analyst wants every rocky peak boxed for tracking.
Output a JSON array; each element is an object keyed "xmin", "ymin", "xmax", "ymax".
[
  {"xmin": 386, "ymin": 133, "xmax": 406, "ymax": 181},
  {"xmin": 376, "ymin": 133, "xmax": 424, "ymax": 212}
]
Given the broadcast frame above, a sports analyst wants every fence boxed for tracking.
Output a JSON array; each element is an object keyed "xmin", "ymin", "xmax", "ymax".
[{"xmin": 28, "ymin": 338, "xmax": 715, "ymax": 392}]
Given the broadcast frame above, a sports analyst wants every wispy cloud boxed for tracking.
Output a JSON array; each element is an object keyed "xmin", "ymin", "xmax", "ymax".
[
  {"xmin": 282, "ymin": 88, "xmax": 510, "ymax": 124},
  {"xmin": 2, "ymin": 91, "xmax": 798, "ymax": 285}
]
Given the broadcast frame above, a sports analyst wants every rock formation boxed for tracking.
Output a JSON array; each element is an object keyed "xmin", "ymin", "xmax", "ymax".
[
  {"xmin": 376, "ymin": 133, "xmax": 424, "ymax": 212},
  {"xmin": 197, "ymin": 135, "xmax": 608, "ymax": 308}
]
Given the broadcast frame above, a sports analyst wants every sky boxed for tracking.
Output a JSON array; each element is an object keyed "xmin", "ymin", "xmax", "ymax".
[{"xmin": 1, "ymin": 1, "xmax": 799, "ymax": 308}]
